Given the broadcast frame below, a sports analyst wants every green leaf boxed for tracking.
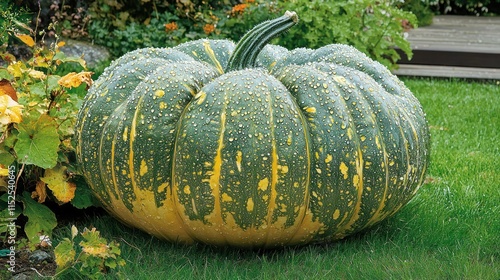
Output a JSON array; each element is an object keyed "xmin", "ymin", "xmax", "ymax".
[
  {"xmin": 71, "ymin": 178, "xmax": 99, "ymax": 209},
  {"xmin": 28, "ymin": 82, "xmax": 48, "ymax": 98},
  {"xmin": 54, "ymin": 238, "xmax": 76, "ymax": 272},
  {"xmin": 47, "ymin": 75, "xmax": 61, "ymax": 93},
  {"xmin": 21, "ymin": 192, "xmax": 57, "ymax": 244},
  {"xmin": 52, "ymin": 52, "xmax": 87, "ymax": 69},
  {"xmin": 0, "ymin": 68, "xmax": 12, "ymax": 80},
  {"xmin": 0, "ymin": 148, "xmax": 15, "ymax": 166},
  {"xmin": 2, "ymin": 131, "xmax": 17, "ymax": 149},
  {"xmin": 0, "ymin": 199, "xmax": 21, "ymax": 234},
  {"xmin": 14, "ymin": 114, "xmax": 60, "ymax": 169}
]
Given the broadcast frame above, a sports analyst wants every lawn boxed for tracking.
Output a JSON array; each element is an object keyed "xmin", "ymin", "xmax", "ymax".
[{"xmin": 54, "ymin": 78, "xmax": 499, "ymax": 280}]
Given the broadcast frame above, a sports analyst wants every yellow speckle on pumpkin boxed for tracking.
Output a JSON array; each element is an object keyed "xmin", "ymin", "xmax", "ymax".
[
  {"xmin": 333, "ymin": 209, "xmax": 341, "ymax": 220},
  {"xmin": 279, "ymin": 165, "xmax": 289, "ymax": 174},
  {"xmin": 140, "ymin": 159, "xmax": 148, "ymax": 176},
  {"xmin": 325, "ymin": 154, "xmax": 333, "ymax": 163},
  {"xmin": 157, "ymin": 182, "xmax": 169, "ymax": 193},
  {"xmin": 159, "ymin": 102, "xmax": 167, "ymax": 109},
  {"xmin": 183, "ymin": 185, "xmax": 191, "ymax": 195},
  {"xmin": 353, "ymin": 174, "xmax": 360, "ymax": 188},
  {"xmin": 340, "ymin": 162, "xmax": 348, "ymax": 179},
  {"xmin": 154, "ymin": 90, "xmax": 165, "ymax": 97},
  {"xmin": 246, "ymin": 198, "xmax": 254, "ymax": 212},
  {"xmin": 280, "ymin": 204, "xmax": 287, "ymax": 212},
  {"xmin": 123, "ymin": 127, "xmax": 128, "ymax": 141},
  {"xmin": 304, "ymin": 106, "xmax": 316, "ymax": 113},
  {"xmin": 222, "ymin": 193, "xmax": 232, "ymax": 202},
  {"xmin": 258, "ymin": 178, "xmax": 269, "ymax": 191}
]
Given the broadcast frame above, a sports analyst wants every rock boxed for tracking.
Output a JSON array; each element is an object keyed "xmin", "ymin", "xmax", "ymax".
[
  {"xmin": 59, "ymin": 39, "xmax": 111, "ymax": 68},
  {"xmin": 12, "ymin": 273, "xmax": 31, "ymax": 280},
  {"xmin": 28, "ymin": 250, "xmax": 53, "ymax": 264}
]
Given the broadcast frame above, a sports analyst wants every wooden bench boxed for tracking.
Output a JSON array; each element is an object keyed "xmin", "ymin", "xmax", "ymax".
[{"xmin": 392, "ymin": 15, "xmax": 500, "ymax": 80}]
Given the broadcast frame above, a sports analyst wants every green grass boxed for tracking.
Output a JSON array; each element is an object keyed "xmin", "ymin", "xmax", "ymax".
[{"xmin": 54, "ymin": 78, "xmax": 500, "ymax": 280}]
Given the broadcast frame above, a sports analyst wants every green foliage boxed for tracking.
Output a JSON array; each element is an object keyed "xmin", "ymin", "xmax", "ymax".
[
  {"xmin": 275, "ymin": 0, "xmax": 416, "ymax": 69},
  {"xmin": 0, "ymin": 4, "xmax": 99, "ymax": 250},
  {"xmin": 20, "ymin": 191, "xmax": 57, "ymax": 245},
  {"xmin": 430, "ymin": 0, "xmax": 500, "ymax": 15},
  {"xmin": 398, "ymin": 0, "xmax": 435, "ymax": 26},
  {"xmin": 87, "ymin": 0, "xmax": 241, "ymax": 57},
  {"xmin": 87, "ymin": 0, "xmax": 415, "ymax": 69},
  {"xmin": 54, "ymin": 225, "xmax": 126, "ymax": 279}
]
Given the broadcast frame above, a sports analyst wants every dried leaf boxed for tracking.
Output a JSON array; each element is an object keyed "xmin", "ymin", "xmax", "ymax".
[
  {"xmin": 58, "ymin": 72, "xmax": 93, "ymax": 88},
  {"xmin": 31, "ymin": 180, "xmax": 47, "ymax": 203},
  {"xmin": 41, "ymin": 165, "xmax": 76, "ymax": 203},
  {"xmin": 15, "ymin": 33, "xmax": 35, "ymax": 47},
  {"xmin": 0, "ymin": 79, "xmax": 18, "ymax": 101}
]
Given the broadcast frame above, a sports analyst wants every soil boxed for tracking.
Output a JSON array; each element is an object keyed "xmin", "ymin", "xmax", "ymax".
[{"xmin": 0, "ymin": 247, "xmax": 57, "ymax": 279}]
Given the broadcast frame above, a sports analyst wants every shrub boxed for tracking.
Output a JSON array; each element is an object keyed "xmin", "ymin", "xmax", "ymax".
[
  {"xmin": 87, "ymin": 0, "xmax": 415, "ymax": 69},
  {"xmin": 430, "ymin": 0, "xmax": 500, "ymax": 15},
  {"xmin": 0, "ymin": 2, "xmax": 99, "ymax": 249},
  {"xmin": 275, "ymin": 0, "xmax": 417, "ymax": 69},
  {"xmin": 398, "ymin": 0, "xmax": 435, "ymax": 26}
]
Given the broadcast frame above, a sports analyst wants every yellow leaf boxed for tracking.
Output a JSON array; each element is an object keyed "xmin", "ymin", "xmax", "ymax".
[
  {"xmin": 40, "ymin": 165, "xmax": 76, "ymax": 203},
  {"xmin": 57, "ymin": 41, "xmax": 66, "ymax": 48},
  {"xmin": 32, "ymin": 55, "xmax": 52, "ymax": 68},
  {"xmin": 58, "ymin": 71, "xmax": 93, "ymax": 88},
  {"xmin": 27, "ymin": 69, "xmax": 47, "ymax": 79},
  {"xmin": 0, "ymin": 95, "xmax": 24, "ymax": 125},
  {"xmin": 7, "ymin": 61, "xmax": 25, "ymax": 78},
  {"xmin": 82, "ymin": 243, "xmax": 108, "ymax": 256},
  {"xmin": 31, "ymin": 180, "xmax": 47, "ymax": 203},
  {"xmin": 15, "ymin": 33, "xmax": 35, "ymax": 47},
  {"xmin": 0, "ymin": 166, "xmax": 9, "ymax": 177},
  {"xmin": 54, "ymin": 239, "xmax": 76, "ymax": 271}
]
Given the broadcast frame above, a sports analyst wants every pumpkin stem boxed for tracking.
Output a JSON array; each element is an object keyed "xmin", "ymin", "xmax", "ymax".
[{"xmin": 225, "ymin": 11, "xmax": 298, "ymax": 72}]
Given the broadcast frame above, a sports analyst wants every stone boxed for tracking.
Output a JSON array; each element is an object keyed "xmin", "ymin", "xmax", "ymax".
[
  {"xmin": 59, "ymin": 39, "xmax": 111, "ymax": 68},
  {"xmin": 28, "ymin": 250, "xmax": 53, "ymax": 264}
]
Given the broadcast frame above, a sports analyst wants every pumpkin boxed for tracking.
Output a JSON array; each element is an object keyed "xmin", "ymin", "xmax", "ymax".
[{"xmin": 75, "ymin": 11, "xmax": 430, "ymax": 248}]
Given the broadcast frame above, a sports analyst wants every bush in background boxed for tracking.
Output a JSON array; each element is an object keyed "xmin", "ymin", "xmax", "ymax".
[
  {"xmin": 430, "ymin": 0, "xmax": 500, "ymax": 15},
  {"xmin": 275, "ymin": 0, "xmax": 417, "ymax": 69},
  {"xmin": 86, "ymin": 0, "xmax": 416, "ymax": 69}
]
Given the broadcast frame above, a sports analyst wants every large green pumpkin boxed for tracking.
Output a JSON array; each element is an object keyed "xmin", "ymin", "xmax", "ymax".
[{"xmin": 75, "ymin": 12, "xmax": 429, "ymax": 247}]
